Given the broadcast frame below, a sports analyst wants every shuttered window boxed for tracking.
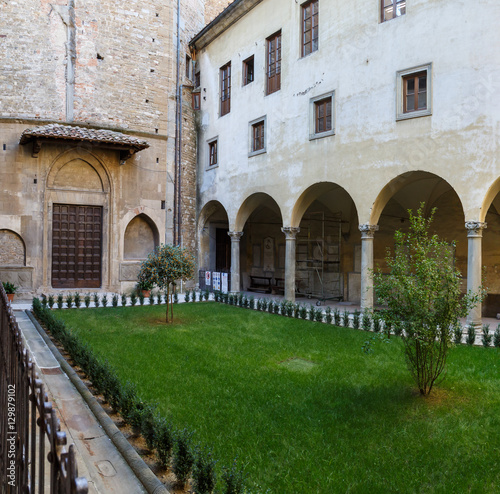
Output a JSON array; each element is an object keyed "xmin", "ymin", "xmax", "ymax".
[{"xmin": 266, "ymin": 31, "xmax": 281, "ymax": 95}]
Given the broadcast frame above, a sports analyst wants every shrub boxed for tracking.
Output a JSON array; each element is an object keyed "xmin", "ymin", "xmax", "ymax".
[
  {"xmin": 192, "ymin": 447, "xmax": 217, "ymax": 494},
  {"xmin": 293, "ymin": 303, "xmax": 300, "ymax": 319},
  {"xmin": 237, "ymin": 293, "xmax": 244, "ymax": 307},
  {"xmin": 84, "ymin": 293, "xmax": 91, "ymax": 308},
  {"xmin": 174, "ymin": 292, "xmax": 179, "ymax": 304},
  {"xmin": 314, "ymin": 308, "xmax": 323, "ymax": 323},
  {"xmin": 482, "ymin": 324, "xmax": 492, "ymax": 347},
  {"xmin": 228, "ymin": 294, "xmax": 234, "ymax": 306},
  {"xmin": 248, "ymin": 297, "xmax": 255, "ymax": 310},
  {"xmin": 138, "ymin": 291, "xmax": 145, "ymax": 305},
  {"xmin": 342, "ymin": 310, "xmax": 350, "ymax": 328},
  {"xmin": 130, "ymin": 292, "xmax": 137, "ymax": 306},
  {"xmin": 308, "ymin": 305, "xmax": 316, "ymax": 321},
  {"xmin": 325, "ymin": 306, "xmax": 332, "ymax": 324},
  {"xmin": 352, "ymin": 310, "xmax": 360, "ymax": 329},
  {"xmin": 66, "ymin": 294, "xmax": 74, "ymax": 309},
  {"xmin": 393, "ymin": 321, "xmax": 403, "ymax": 337},
  {"xmin": 184, "ymin": 290, "xmax": 191, "ymax": 303},
  {"xmin": 362, "ymin": 312, "xmax": 371, "ymax": 331},
  {"xmin": 273, "ymin": 301, "xmax": 280, "ymax": 315},
  {"xmin": 384, "ymin": 319, "xmax": 392, "ymax": 337},
  {"xmin": 141, "ymin": 403, "xmax": 159, "ymax": 450},
  {"xmin": 149, "ymin": 292, "xmax": 155, "ymax": 305},
  {"xmin": 56, "ymin": 294, "xmax": 64, "ymax": 309},
  {"xmin": 221, "ymin": 458, "xmax": 246, "ymax": 494},
  {"xmin": 333, "ymin": 308, "xmax": 341, "ymax": 326},
  {"xmin": 93, "ymin": 293, "xmax": 100, "ymax": 308},
  {"xmin": 112, "ymin": 294, "xmax": 119, "ymax": 307},
  {"xmin": 48, "ymin": 295, "xmax": 55, "ymax": 309},
  {"xmin": 41, "ymin": 294, "xmax": 48, "ymax": 308},
  {"xmin": 173, "ymin": 429, "xmax": 195, "ymax": 486},
  {"xmin": 267, "ymin": 300, "xmax": 274, "ymax": 314},
  {"xmin": 222, "ymin": 293, "xmax": 229, "ymax": 304},
  {"xmin": 121, "ymin": 293, "xmax": 127, "ymax": 307},
  {"xmin": 494, "ymin": 324, "xmax": 500, "ymax": 348},
  {"xmin": 74, "ymin": 292, "xmax": 81, "ymax": 309},
  {"xmin": 466, "ymin": 323, "xmax": 476, "ymax": 345},
  {"xmin": 156, "ymin": 292, "xmax": 163, "ymax": 304},
  {"xmin": 297, "ymin": 304, "xmax": 306, "ymax": 320},
  {"xmin": 453, "ymin": 321, "xmax": 463, "ymax": 345},
  {"xmin": 101, "ymin": 294, "xmax": 108, "ymax": 307},
  {"xmin": 117, "ymin": 382, "xmax": 139, "ymax": 424},
  {"xmin": 155, "ymin": 417, "xmax": 174, "ymax": 469},
  {"xmin": 260, "ymin": 298, "xmax": 268, "ymax": 312},
  {"xmin": 372, "ymin": 313, "xmax": 381, "ymax": 333}
]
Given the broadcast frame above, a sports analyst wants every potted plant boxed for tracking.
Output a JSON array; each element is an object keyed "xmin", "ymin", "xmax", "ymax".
[
  {"xmin": 137, "ymin": 278, "xmax": 153, "ymax": 298},
  {"xmin": 2, "ymin": 281, "xmax": 18, "ymax": 303}
]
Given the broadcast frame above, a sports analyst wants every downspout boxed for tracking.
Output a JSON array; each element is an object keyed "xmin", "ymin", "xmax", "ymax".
[
  {"xmin": 174, "ymin": 0, "xmax": 181, "ymax": 246},
  {"xmin": 66, "ymin": 0, "xmax": 75, "ymax": 122},
  {"xmin": 178, "ymin": 86, "xmax": 183, "ymax": 247}
]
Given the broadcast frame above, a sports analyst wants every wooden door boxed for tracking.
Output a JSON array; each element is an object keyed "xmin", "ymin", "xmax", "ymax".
[{"xmin": 52, "ymin": 204, "xmax": 102, "ymax": 288}]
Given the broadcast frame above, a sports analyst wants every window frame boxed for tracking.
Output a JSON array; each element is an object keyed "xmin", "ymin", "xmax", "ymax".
[
  {"xmin": 381, "ymin": 0, "xmax": 406, "ymax": 23},
  {"xmin": 301, "ymin": 0, "xmax": 319, "ymax": 58},
  {"xmin": 396, "ymin": 63, "xmax": 432, "ymax": 121},
  {"xmin": 248, "ymin": 116, "xmax": 267, "ymax": 157},
  {"xmin": 266, "ymin": 31, "xmax": 282, "ymax": 96},
  {"xmin": 243, "ymin": 56, "xmax": 255, "ymax": 86},
  {"xmin": 220, "ymin": 62, "xmax": 231, "ymax": 117},
  {"xmin": 192, "ymin": 91, "xmax": 200, "ymax": 110},
  {"xmin": 207, "ymin": 137, "xmax": 219, "ymax": 169},
  {"xmin": 309, "ymin": 91, "xmax": 335, "ymax": 140}
]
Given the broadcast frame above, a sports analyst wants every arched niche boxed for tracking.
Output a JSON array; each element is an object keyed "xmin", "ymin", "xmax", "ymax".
[
  {"xmin": 124, "ymin": 214, "xmax": 159, "ymax": 259},
  {"xmin": 0, "ymin": 229, "xmax": 26, "ymax": 266}
]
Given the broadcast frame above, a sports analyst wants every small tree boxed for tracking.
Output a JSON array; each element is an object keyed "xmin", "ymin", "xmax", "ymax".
[
  {"xmin": 139, "ymin": 244, "xmax": 195, "ymax": 323},
  {"xmin": 373, "ymin": 205, "xmax": 483, "ymax": 396}
]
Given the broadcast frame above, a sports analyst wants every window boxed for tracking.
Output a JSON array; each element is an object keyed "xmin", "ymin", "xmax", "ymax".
[
  {"xmin": 220, "ymin": 62, "xmax": 231, "ymax": 116},
  {"xmin": 310, "ymin": 92, "xmax": 335, "ymax": 139},
  {"xmin": 243, "ymin": 56, "xmax": 254, "ymax": 86},
  {"xmin": 192, "ymin": 92, "xmax": 200, "ymax": 110},
  {"xmin": 266, "ymin": 31, "xmax": 281, "ymax": 95},
  {"xmin": 185, "ymin": 55, "xmax": 191, "ymax": 79},
  {"xmin": 194, "ymin": 71, "xmax": 200, "ymax": 88},
  {"xmin": 396, "ymin": 64, "xmax": 432, "ymax": 120},
  {"xmin": 381, "ymin": 0, "xmax": 406, "ymax": 22},
  {"xmin": 208, "ymin": 138, "xmax": 218, "ymax": 167},
  {"xmin": 302, "ymin": 0, "xmax": 319, "ymax": 57},
  {"xmin": 249, "ymin": 116, "xmax": 267, "ymax": 156},
  {"xmin": 315, "ymin": 97, "xmax": 331, "ymax": 133}
]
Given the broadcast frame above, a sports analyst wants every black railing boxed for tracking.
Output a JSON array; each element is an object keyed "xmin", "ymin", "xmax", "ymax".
[{"xmin": 0, "ymin": 284, "xmax": 88, "ymax": 494}]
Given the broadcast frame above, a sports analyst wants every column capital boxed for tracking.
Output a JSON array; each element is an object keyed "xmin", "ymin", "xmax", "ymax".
[
  {"xmin": 465, "ymin": 221, "xmax": 487, "ymax": 237},
  {"xmin": 359, "ymin": 224, "xmax": 379, "ymax": 239},
  {"xmin": 281, "ymin": 226, "xmax": 300, "ymax": 240},
  {"xmin": 228, "ymin": 231, "xmax": 243, "ymax": 241}
]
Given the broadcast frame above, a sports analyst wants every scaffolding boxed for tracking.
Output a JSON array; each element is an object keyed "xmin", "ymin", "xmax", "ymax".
[{"xmin": 295, "ymin": 210, "xmax": 343, "ymax": 304}]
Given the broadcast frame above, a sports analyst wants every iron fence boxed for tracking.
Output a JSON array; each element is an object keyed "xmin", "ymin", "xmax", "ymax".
[{"xmin": 0, "ymin": 284, "xmax": 88, "ymax": 494}]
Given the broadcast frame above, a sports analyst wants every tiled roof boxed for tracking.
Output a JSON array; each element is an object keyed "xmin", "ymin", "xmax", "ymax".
[{"xmin": 20, "ymin": 124, "xmax": 149, "ymax": 150}]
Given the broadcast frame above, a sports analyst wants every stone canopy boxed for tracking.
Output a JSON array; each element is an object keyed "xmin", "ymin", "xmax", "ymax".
[{"xmin": 19, "ymin": 124, "xmax": 150, "ymax": 163}]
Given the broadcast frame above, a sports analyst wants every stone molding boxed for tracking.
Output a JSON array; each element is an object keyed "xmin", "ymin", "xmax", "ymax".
[
  {"xmin": 228, "ymin": 231, "xmax": 243, "ymax": 241},
  {"xmin": 465, "ymin": 221, "xmax": 487, "ymax": 237},
  {"xmin": 281, "ymin": 227, "xmax": 300, "ymax": 240},
  {"xmin": 359, "ymin": 224, "xmax": 379, "ymax": 239}
]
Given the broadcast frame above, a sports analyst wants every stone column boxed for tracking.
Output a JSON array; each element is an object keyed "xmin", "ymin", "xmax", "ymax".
[
  {"xmin": 466, "ymin": 221, "xmax": 486, "ymax": 327},
  {"xmin": 359, "ymin": 224, "xmax": 379, "ymax": 311},
  {"xmin": 228, "ymin": 231, "xmax": 243, "ymax": 293},
  {"xmin": 281, "ymin": 227, "xmax": 300, "ymax": 302}
]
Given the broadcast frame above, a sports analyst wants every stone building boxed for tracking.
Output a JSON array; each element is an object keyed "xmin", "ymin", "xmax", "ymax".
[
  {"xmin": 0, "ymin": 0, "xmax": 230, "ymax": 295},
  {"xmin": 190, "ymin": 0, "xmax": 500, "ymax": 325}
]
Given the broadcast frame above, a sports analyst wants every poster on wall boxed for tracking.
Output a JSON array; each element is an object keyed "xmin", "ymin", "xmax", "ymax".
[
  {"xmin": 221, "ymin": 272, "xmax": 228, "ymax": 293},
  {"xmin": 205, "ymin": 271, "xmax": 211, "ymax": 286},
  {"xmin": 213, "ymin": 272, "xmax": 221, "ymax": 291}
]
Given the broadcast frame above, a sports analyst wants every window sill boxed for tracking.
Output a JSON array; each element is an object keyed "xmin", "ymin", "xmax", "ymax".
[
  {"xmin": 248, "ymin": 149, "xmax": 266, "ymax": 158},
  {"xmin": 396, "ymin": 110, "xmax": 432, "ymax": 121},
  {"xmin": 309, "ymin": 129, "xmax": 335, "ymax": 141},
  {"xmin": 205, "ymin": 164, "xmax": 219, "ymax": 171}
]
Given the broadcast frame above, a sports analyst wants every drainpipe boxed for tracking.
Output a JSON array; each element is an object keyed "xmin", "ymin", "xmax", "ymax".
[
  {"xmin": 178, "ymin": 86, "xmax": 183, "ymax": 247},
  {"xmin": 173, "ymin": 0, "xmax": 181, "ymax": 246}
]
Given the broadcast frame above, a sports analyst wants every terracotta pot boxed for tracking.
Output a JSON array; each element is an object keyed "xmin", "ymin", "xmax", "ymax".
[
  {"xmin": 7, "ymin": 293, "xmax": 14, "ymax": 303},
  {"xmin": 141, "ymin": 290, "xmax": 151, "ymax": 298}
]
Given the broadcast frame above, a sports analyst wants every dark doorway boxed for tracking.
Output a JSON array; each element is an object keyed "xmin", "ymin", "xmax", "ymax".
[
  {"xmin": 215, "ymin": 228, "xmax": 230, "ymax": 272},
  {"xmin": 52, "ymin": 204, "xmax": 102, "ymax": 288}
]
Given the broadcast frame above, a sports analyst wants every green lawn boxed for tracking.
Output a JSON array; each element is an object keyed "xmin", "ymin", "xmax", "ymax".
[{"xmin": 55, "ymin": 303, "xmax": 500, "ymax": 493}]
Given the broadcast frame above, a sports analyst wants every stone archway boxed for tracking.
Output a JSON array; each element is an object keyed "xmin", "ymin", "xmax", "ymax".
[
  {"xmin": 44, "ymin": 149, "xmax": 111, "ymax": 289},
  {"xmin": 124, "ymin": 214, "xmax": 159, "ymax": 260}
]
